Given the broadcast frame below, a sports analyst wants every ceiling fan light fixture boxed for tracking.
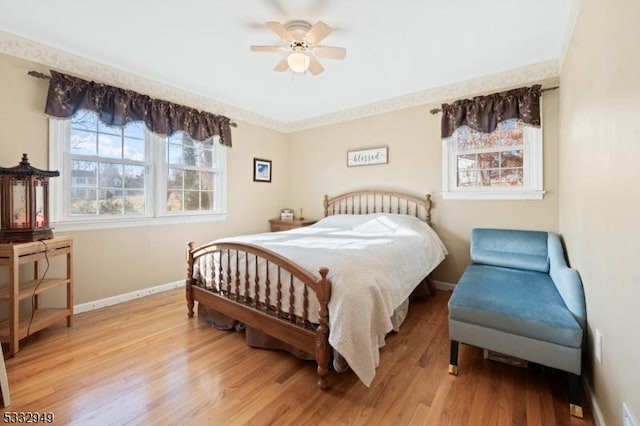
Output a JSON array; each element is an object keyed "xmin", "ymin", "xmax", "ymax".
[{"xmin": 287, "ymin": 52, "xmax": 310, "ymax": 73}]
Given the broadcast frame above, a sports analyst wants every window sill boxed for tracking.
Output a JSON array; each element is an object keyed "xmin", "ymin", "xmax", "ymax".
[
  {"xmin": 441, "ymin": 190, "xmax": 546, "ymax": 200},
  {"xmin": 51, "ymin": 213, "xmax": 228, "ymax": 232}
]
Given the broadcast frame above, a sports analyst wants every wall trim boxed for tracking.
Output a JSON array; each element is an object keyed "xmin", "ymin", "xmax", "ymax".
[
  {"xmin": 74, "ymin": 280, "xmax": 185, "ymax": 315},
  {"xmin": 584, "ymin": 376, "xmax": 606, "ymax": 426},
  {"xmin": 1, "ymin": 30, "xmax": 559, "ymax": 134}
]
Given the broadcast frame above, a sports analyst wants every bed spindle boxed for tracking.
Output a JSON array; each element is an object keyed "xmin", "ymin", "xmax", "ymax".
[
  {"xmin": 235, "ymin": 251, "xmax": 240, "ymax": 301},
  {"xmin": 276, "ymin": 266, "xmax": 282, "ymax": 316},
  {"xmin": 358, "ymin": 194, "xmax": 362, "ymax": 214},
  {"xmin": 254, "ymin": 256, "xmax": 260, "ymax": 308},
  {"xmin": 289, "ymin": 275, "xmax": 295, "ymax": 321},
  {"xmin": 303, "ymin": 284, "xmax": 309, "ymax": 324},
  {"xmin": 226, "ymin": 249, "xmax": 232, "ymax": 295},
  {"xmin": 217, "ymin": 251, "xmax": 224, "ymax": 295},
  {"xmin": 244, "ymin": 254, "xmax": 250, "ymax": 304},
  {"xmin": 264, "ymin": 260, "xmax": 271, "ymax": 311}
]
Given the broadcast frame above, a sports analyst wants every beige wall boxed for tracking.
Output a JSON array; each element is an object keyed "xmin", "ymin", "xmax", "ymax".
[
  {"xmin": 287, "ymin": 83, "xmax": 560, "ymax": 283},
  {"xmin": 0, "ymin": 53, "xmax": 289, "ymax": 305},
  {"xmin": 559, "ymin": 0, "xmax": 640, "ymax": 424}
]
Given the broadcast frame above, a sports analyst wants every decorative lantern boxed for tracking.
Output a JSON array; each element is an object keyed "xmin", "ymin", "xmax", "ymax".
[{"xmin": 0, "ymin": 153, "xmax": 59, "ymax": 243}]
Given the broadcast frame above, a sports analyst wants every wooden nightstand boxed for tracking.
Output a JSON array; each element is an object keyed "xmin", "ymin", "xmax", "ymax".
[{"xmin": 269, "ymin": 219, "xmax": 317, "ymax": 232}]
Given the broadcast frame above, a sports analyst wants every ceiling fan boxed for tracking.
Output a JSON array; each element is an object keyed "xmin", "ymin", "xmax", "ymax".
[{"xmin": 250, "ymin": 20, "xmax": 346, "ymax": 75}]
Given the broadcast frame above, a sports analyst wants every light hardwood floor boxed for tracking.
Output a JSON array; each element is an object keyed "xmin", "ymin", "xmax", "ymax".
[{"xmin": 1, "ymin": 289, "xmax": 594, "ymax": 425}]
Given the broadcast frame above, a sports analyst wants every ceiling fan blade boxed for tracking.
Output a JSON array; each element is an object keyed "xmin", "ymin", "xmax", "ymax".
[
  {"xmin": 250, "ymin": 45, "xmax": 287, "ymax": 52},
  {"xmin": 307, "ymin": 57, "xmax": 325, "ymax": 75},
  {"xmin": 305, "ymin": 21, "xmax": 332, "ymax": 44},
  {"xmin": 266, "ymin": 21, "xmax": 295, "ymax": 42},
  {"xmin": 273, "ymin": 57, "xmax": 290, "ymax": 72},
  {"xmin": 314, "ymin": 46, "xmax": 346, "ymax": 60}
]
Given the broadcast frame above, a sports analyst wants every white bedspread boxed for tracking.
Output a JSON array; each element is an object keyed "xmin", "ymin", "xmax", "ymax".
[{"xmin": 213, "ymin": 213, "xmax": 447, "ymax": 386}]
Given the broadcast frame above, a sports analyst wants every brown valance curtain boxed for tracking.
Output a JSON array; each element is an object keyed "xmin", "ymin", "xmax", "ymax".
[
  {"xmin": 440, "ymin": 84, "xmax": 541, "ymax": 138},
  {"xmin": 44, "ymin": 70, "xmax": 232, "ymax": 147}
]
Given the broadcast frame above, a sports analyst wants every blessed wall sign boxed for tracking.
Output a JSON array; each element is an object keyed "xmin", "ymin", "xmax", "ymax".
[{"xmin": 347, "ymin": 146, "xmax": 388, "ymax": 167}]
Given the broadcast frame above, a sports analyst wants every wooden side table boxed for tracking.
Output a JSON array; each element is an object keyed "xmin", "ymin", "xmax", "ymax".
[
  {"xmin": 0, "ymin": 236, "xmax": 73, "ymax": 357},
  {"xmin": 269, "ymin": 219, "xmax": 317, "ymax": 232}
]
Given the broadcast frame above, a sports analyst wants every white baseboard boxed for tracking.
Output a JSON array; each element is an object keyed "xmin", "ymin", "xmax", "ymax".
[
  {"xmin": 74, "ymin": 280, "xmax": 185, "ymax": 314},
  {"xmin": 584, "ymin": 376, "xmax": 606, "ymax": 426},
  {"xmin": 433, "ymin": 280, "xmax": 456, "ymax": 291}
]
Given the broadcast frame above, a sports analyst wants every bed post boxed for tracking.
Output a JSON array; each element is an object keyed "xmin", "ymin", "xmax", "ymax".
[
  {"xmin": 425, "ymin": 194, "xmax": 432, "ymax": 225},
  {"xmin": 323, "ymin": 195, "xmax": 329, "ymax": 217},
  {"xmin": 315, "ymin": 267, "xmax": 332, "ymax": 390},
  {"xmin": 186, "ymin": 242, "xmax": 195, "ymax": 318}
]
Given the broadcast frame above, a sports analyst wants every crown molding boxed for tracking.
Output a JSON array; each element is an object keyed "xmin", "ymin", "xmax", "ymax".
[
  {"xmin": 0, "ymin": 30, "xmax": 288, "ymax": 132},
  {"xmin": 1, "ymin": 30, "xmax": 560, "ymax": 134},
  {"xmin": 285, "ymin": 59, "xmax": 560, "ymax": 132}
]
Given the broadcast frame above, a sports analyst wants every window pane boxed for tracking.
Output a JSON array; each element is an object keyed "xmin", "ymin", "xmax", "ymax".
[
  {"xmin": 457, "ymin": 154, "xmax": 476, "ymax": 171},
  {"xmin": 70, "ymin": 188, "xmax": 97, "ymax": 214},
  {"xmin": 98, "ymin": 133, "xmax": 123, "ymax": 159},
  {"xmin": 184, "ymin": 191, "xmax": 199, "ymax": 210},
  {"xmin": 167, "ymin": 191, "xmax": 183, "ymax": 211},
  {"xmin": 124, "ymin": 165, "xmax": 145, "ymax": 189},
  {"xmin": 167, "ymin": 168, "xmax": 184, "ymax": 189},
  {"xmin": 184, "ymin": 170, "xmax": 199, "ymax": 190},
  {"xmin": 167, "ymin": 143, "xmax": 183, "ymax": 165},
  {"xmin": 123, "ymin": 137, "xmax": 145, "ymax": 161},
  {"xmin": 71, "ymin": 161, "xmax": 97, "ymax": 187},
  {"xmin": 97, "ymin": 120, "xmax": 121, "ymax": 136},
  {"xmin": 70, "ymin": 111, "xmax": 98, "ymax": 132},
  {"xmin": 183, "ymin": 140, "xmax": 197, "ymax": 167},
  {"xmin": 125, "ymin": 190, "xmax": 145, "ymax": 214},
  {"xmin": 479, "ymin": 170, "xmax": 495, "ymax": 186},
  {"xmin": 458, "ymin": 170, "xmax": 477, "ymax": 187},
  {"xmin": 70, "ymin": 129, "xmax": 97, "ymax": 156},
  {"xmin": 478, "ymin": 152, "xmax": 499, "ymax": 169},
  {"xmin": 124, "ymin": 121, "xmax": 145, "ymax": 139},
  {"xmin": 200, "ymin": 172, "xmax": 214, "ymax": 190},
  {"xmin": 501, "ymin": 150, "xmax": 523, "ymax": 168},
  {"xmin": 201, "ymin": 191, "xmax": 213, "ymax": 210},
  {"xmin": 98, "ymin": 189, "xmax": 123, "ymax": 214},
  {"xmin": 501, "ymin": 169, "xmax": 524, "ymax": 186},
  {"xmin": 99, "ymin": 163, "xmax": 123, "ymax": 188},
  {"xmin": 195, "ymin": 140, "xmax": 214, "ymax": 168}
]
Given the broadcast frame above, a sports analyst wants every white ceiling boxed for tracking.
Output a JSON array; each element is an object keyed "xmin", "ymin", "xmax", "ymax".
[{"xmin": 0, "ymin": 0, "xmax": 576, "ymax": 129}]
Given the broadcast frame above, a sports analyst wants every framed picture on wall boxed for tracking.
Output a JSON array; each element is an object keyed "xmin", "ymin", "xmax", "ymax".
[
  {"xmin": 347, "ymin": 146, "xmax": 388, "ymax": 167},
  {"xmin": 253, "ymin": 158, "xmax": 272, "ymax": 182}
]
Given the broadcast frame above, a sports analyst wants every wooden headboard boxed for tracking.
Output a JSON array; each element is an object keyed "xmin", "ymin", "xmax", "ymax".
[{"xmin": 323, "ymin": 190, "xmax": 432, "ymax": 225}]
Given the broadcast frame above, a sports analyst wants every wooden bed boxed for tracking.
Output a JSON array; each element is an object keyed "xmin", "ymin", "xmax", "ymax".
[{"xmin": 186, "ymin": 189, "xmax": 434, "ymax": 389}]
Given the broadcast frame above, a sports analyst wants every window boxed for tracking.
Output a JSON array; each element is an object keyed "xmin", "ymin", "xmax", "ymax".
[
  {"xmin": 165, "ymin": 133, "xmax": 216, "ymax": 213},
  {"xmin": 50, "ymin": 111, "xmax": 227, "ymax": 230},
  {"xmin": 442, "ymin": 119, "xmax": 544, "ymax": 200}
]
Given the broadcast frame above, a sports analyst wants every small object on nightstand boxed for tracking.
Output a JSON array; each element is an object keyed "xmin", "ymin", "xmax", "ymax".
[
  {"xmin": 280, "ymin": 208, "xmax": 294, "ymax": 220},
  {"xmin": 269, "ymin": 218, "xmax": 317, "ymax": 232}
]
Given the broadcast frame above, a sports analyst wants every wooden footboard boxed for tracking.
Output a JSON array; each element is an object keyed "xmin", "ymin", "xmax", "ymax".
[{"xmin": 186, "ymin": 241, "xmax": 332, "ymax": 389}]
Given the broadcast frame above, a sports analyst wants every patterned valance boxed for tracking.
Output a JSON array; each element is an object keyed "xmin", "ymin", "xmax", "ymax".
[
  {"xmin": 44, "ymin": 70, "xmax": 232, "ymax": 147},
  {"xmin": 441, "ymin": 85, "xmax": 541, "ymax": 138}
]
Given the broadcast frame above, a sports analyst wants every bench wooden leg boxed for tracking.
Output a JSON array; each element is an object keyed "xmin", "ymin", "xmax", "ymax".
[
  {"xmin": 568, "ymin": 373, "xmax": 583, "ymax": 418},
  {"xmin": 448, "ymin": 340, "xmax": 459, "ymax": 375}
]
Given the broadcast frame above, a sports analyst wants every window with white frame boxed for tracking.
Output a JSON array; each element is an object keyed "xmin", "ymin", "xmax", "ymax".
[
  {"xmin": 442, "ymin": 119, "xmax": 544, "ymax": 200},
  {"xmin": 49, "ymin": 111, "xmax": 227, "ymax": 229}
]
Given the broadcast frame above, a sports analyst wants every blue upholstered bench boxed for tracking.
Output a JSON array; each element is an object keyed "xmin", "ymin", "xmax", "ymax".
[{"xmin": 448, "ymin": 228, "xmax": 586, "ymax": 418}]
